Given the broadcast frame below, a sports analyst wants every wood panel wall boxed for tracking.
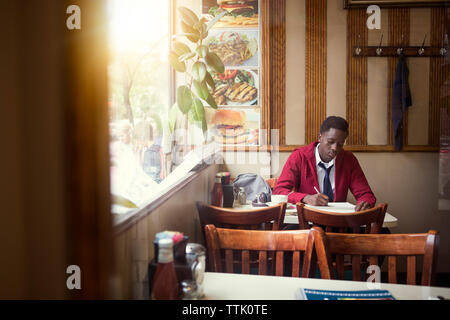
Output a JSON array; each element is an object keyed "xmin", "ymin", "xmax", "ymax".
[
  {"xmin": 261, "ymin": 0, "xmax": 271, "ymax": 146},
  {"xmin": 347, "ymin": 9, "xmax": 368, "ymax": 145},
  {"xmin": 305, "ymin": 0, "xmax": 327, "ymax": 144},
  {"xmin": 430, "ymin": 7, "xmax": 450, "ymax": 144},
  {"xmin": 270, "ymin": 0, "xmax": 286, "ymax": 146},
  {"xmin": 277, "ymin": 3, "xmax": 445, "ymax": 152}
]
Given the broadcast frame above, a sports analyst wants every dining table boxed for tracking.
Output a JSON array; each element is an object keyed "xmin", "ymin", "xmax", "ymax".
[
  {"xmin": 202, "ymin": 272, "xmax": 450, "ymax": 300},
  {"xmin": 231, "ymin": 201, "xmax": 398, "ymax": 229}
]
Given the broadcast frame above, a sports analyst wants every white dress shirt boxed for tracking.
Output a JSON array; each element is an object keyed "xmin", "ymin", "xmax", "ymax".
[{"xmin": 315, "ymin": 143, "xmax": 335, "ymax": 194}]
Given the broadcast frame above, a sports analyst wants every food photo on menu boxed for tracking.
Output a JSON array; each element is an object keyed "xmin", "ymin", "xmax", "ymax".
[
  {"xmin": 202, "ymin": 0, "xmax": 259, "ymax": 28},
  {"xmin": 205, "ymin": 30, "xmax": 258, "ymax": 67},
  {"xmin": 207, "ymin": 108, "xmax": 260, "ymax": 146},
  {"xmin": 211, "ymin": 69, "xmax": 258, "ymax": 106}
]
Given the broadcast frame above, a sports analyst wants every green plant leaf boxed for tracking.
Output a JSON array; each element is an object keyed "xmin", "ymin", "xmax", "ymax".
[
  {"xmin": 194, "ymin": 19, "xmax": 208, "ymax": 40},
  {"xmin": 168, "ymin": 51, "xmax": 186, "ymax": 72},
  {"xmin": 177, "ymin": 86, "xmax": 193, "ymax": 114},
  {"xmin": 205, "ymin": 91, "xmax": 218, "ymax": 109},
  {"xmin": 181, "ymin": 21, "xmax": 200, "ymax": 43},
  {"xmin": 173, "ymin": 41, "xmax": 191, "ymax": 56},
  {"xmin": 191, "ymin": 98, "xmax": 205, "ymax": 122},
  {"xmin": 202, "ymin": 117, "xmax": 208, "ymax": 133},
  {"xmin": 192, "ymin": 61, "xmax": 207, "ymax": 82},
  {"xmin": 178, "ymin": 6, "xmax": 199, "ymax": 27},
  {"xmin": 205, "ymin": 52, "xmax": 224, "ymax": 74},
  {"xmin": 188, "ymin": 100, "xmax": 207, "ymax": 133},
  {"xmin": 204, "ymin": 71, "xmax": 215, "ymax": 90},
  {"xmin": 169, "ymin": 103, "xmax": 179, "ymax": 133},
  {"xmin": 196, "ymin": 45, "xmax": 208, "ymax": 58},
  {"xmin": 178, "ymin": 51, "xmax": 196, "ymax": 62},
  {"xmin": 192, "ymin": 80, "xmax": 209, "ymax": 100}
]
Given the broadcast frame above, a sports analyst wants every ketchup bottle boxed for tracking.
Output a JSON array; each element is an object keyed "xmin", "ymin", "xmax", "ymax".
[
  {"xmin": 151, "ymin": 238, "xmax": 179, "ymax": 300},
  {"xmin": 212, "ymin": 175, "xmax": 224, "ymax": 207}
]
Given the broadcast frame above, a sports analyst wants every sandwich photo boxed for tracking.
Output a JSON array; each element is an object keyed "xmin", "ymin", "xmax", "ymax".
[
  {"xmin": 212, "ymin": 109, "xmax": 248, "ymax": 144},
  {"xmin": 212, "ymin": 69, "xmax": 258, "ymax": 106},
  {"xmin": 206, "ymin": 31, "xmax": 258, "ymax": 67},
  {"xmin": 202, "ymin": 0, "xmax": 259, "ymax": 28},
  {"xmin": 212, "ymin": 0, "xmax": 257, "ymax": 17}
]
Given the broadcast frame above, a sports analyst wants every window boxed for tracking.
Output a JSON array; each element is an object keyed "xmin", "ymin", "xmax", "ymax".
[
  {"xmin": 107, "ymin": 0, "xmax": 281, "ymax": 216},
  {"xmin": 108, "ymin": 0, "xmax": 171, "ymax": 212}
]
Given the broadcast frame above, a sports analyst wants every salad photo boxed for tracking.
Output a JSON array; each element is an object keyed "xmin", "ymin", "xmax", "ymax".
[{"xmin": 212, "ymin": 69, "xmax": 258, "ymax": 106}]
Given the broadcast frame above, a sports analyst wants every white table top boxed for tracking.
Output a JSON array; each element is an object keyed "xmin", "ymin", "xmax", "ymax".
[
  {"xmin": 203, "ymin": 272, "xmax": 450, "ymax": 300},
  {"xmin": 232, "ymin": 202, "xmax": 398, "ymax": 228}
]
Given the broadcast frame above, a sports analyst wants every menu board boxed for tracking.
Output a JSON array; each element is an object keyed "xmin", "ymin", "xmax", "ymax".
[{"xmin": 202, "ymin": 0, "xmax": 261, "ymax": 146}]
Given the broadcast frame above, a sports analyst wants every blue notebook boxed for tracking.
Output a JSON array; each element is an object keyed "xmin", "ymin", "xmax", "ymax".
[{"xmin": 295, "ymin": 288, "xmax": 395, "ymax": 300}]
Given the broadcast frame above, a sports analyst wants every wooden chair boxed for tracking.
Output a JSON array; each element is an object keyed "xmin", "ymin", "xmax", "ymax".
[
  {"xmin": 297, "ymin": 202, "xmax": 388, "ymax": 234},
  {"xmin": 297, "ymin": 202, "xmax": 388, "ymax": 278},
  {"xmin": 196, "ymin": 202, "xmax": 287, "ymax": 272},
  {"xmin": 196, "ymin": 201, "xmax": 286, "ymax": 233},
  {"xmin": 312, "ymin": 226, "xmax": 440, "ymax": 285},
  {"xmin": 205, "ymin": 224, "xmax": 316, "ymax": 277}
]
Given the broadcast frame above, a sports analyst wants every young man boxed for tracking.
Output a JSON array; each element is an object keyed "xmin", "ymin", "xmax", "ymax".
[{"xmin": 273, "ymin": 116, "xmax": 375, "ymax": 211}]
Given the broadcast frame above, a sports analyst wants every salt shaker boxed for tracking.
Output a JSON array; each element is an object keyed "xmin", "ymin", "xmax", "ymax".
[
  {"xmin": 238, "ymin": 187, "xmax": 247, "ymax": 205},
  {"xmin": 186, "ymin": 243, "xmax": 206, "ymax": 299}
]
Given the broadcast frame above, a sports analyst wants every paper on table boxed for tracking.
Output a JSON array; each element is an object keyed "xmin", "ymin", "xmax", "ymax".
[{"xmin": 305, "ymin": 202, "xmax": 356, "ymax": 213}]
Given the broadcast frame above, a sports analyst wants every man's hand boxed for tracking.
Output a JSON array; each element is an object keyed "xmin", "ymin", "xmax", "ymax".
[
  {"xmin": 355, "ymin": 201, "xmax": 371, "ymax": 211},
  {"xmin": 302, "ymin": 193, "xmax": 329, "ymax": 206}
]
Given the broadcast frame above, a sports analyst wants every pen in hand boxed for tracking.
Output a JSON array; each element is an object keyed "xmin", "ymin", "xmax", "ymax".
[{"xmin": 313, "ymin": 186, "xmax": 329, "ymax": 206}]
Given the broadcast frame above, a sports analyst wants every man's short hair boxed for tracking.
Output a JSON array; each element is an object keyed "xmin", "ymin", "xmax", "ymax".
[{"xmin": 320, "ymin": 116, "xmax": 349, "ymax": 136}]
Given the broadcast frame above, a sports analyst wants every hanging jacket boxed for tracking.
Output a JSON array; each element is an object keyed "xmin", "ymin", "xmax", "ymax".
[{"xmin": 392, "ymin": 55, "xmax": 412, "ymax": 151}]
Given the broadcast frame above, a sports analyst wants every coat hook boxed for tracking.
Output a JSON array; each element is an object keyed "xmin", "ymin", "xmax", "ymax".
[
  {"xmin": 376, "ymin": 34, "xmax": 383, "ymax": 56},
  {"xmin": 355, "ymin": 34, "xmax": 362, "ymax": 55},
  {"xmin": 418, "ymin": 34, "xmax": 426, "ymax": 55},
  {"xmin": 397, "ymin": 34, "xmax": 404, "ymax": 55},
  {"xmin": 441, "ymin": 34, "xmax": 448, "ymax": 56}
]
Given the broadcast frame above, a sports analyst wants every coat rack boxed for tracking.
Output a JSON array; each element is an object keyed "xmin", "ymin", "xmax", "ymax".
[{"xmin": 353, "ymin": 34, "xmax": 448, "ymax": 57}]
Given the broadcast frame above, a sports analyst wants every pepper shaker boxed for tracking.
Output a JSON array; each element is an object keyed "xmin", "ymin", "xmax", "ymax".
[
  {"xmin": 186, "ymin": 243, "xmax": 206, "ymax": 299},
  {"xmin": 238, "ymin": 187, "xmax": 247, "ymax": 205}
]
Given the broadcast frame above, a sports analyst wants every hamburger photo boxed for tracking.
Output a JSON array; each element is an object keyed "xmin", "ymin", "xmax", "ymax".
[
  {"xmin": 204, "ymin": 0, "xmax": 259, "ymax": 27},
  {"xmin": 213, "ymin": 0, "xmax": 256, "ymax": 17},
  {"xmin": 212, "ymin": 109, "xmax": 248, "ymax": 144}
]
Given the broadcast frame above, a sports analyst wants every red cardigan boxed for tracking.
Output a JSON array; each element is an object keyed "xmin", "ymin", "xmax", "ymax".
[{"xmin": 273, "ymin": 142, "xmax": 376, "ymax": 206}]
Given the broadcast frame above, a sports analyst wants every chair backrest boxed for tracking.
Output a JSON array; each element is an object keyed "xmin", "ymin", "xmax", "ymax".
[
  {"xmin": 296, "ymin": 202, "xmax": 388, "ymax": 234},
  {"xmin": 196, "ymin": 202, "xmax": 286, "ymax": 231},
  {"xmin": 205, "ymin": 224, "xmax": 315, "ymax": 277},
  {"xmin": 312, "ymin": 226, "xmax": 440, "ymax": 286},
  {"xmin": 265, "ymin": 177, "xmax": 278, "ymax": 190}
]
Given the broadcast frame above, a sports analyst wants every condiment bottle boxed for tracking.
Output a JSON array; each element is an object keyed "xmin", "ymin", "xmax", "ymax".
[
  {"xmin": 212, "ymin": 175, "xmax": 224, "ymax": 207},
  {"xmin": 151, "ymin": 238, "xmax": 179, "ymax": 300}
]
